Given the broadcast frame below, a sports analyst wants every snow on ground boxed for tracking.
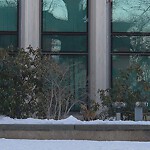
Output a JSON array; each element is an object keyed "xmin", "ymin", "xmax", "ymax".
[
  {"xmin": 0, "ymin": 115, "xmax": 150, "ymax": 125},
  {"xmin": 0, "ymin": 139, "xmax": 150, "ymax": 150}
]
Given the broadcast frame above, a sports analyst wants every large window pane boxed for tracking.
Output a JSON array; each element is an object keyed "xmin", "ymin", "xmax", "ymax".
[
  {"xmin": 51, "ymin": 55, "xmax": 87, "ymax": 101},
  {"xmin": 112, "ymin": 55, "xmax": 150, "ymax": 82},
  {"xmin": 112, "ymin": 55, "xmax": 150, "ymax": 111},
  {"xmin": 0, "ymin": 0, "xmax": 17, "ymax": 31},
  {"xmin": 43, "ymin": 0, "xmax": 87, "ymax": 32},
  {"xmin": 112, "ymin": 36, "xmax": 150, "ymax": 52},
  {"xmin": 112, "ymin": 0, "xmax": 150, "ymax": 32},
  {"xmin": 42, "ymin": 35, "xmax": 87, "ymax": 52},
  {"xmin": 0, "ymin": 35, "xmax": 17, "ymax": 49}
]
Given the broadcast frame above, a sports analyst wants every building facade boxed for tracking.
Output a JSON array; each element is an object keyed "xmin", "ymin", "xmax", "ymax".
[{"xmin": 0, "ymin": 0, "xmax": 150, "ymax": 103}]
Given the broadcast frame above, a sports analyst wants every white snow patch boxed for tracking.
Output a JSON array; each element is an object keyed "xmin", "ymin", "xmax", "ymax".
[
  {"xmin": 0, "ymin": 139, "xmax": 150, "ymax": 150},
  {"xmin": 0, "ymin": 115, "xmax": 150, "ymax": 125}
]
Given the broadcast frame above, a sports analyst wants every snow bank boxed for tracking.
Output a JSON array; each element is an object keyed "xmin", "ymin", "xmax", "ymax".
[
  {"xmin": 0, "ymin": 115, "xmax": 150, "ymax": 125},
  {"xmin": 0, "ymin": 139, "xmax": 150, "ymax": 150}
]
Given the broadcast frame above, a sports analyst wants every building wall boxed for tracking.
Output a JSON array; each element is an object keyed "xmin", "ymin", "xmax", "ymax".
[
  {"xmin": 19, "ymin": 0, "xmax": 110, "ymax": 102},
  {"xmin": 0, "ymin": 0, "xmax": 110, "ymax": 103}
]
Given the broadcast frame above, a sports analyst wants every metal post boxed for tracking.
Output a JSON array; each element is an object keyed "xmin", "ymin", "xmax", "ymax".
[
  {"xmin": 135, "ymin": 107, "xmax": 143, "ymax": 121},
  {"xmin": 116, "ymin": 113, "xmax": 121, "ymax": 120}
]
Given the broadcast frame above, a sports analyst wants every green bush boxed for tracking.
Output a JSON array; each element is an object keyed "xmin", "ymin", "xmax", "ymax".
[
  {"xmin": 0, "ymin": 47, "xmax": 85, "ymax": 119},
  {"xmin": 99, "ymin": 63, "xmax": 150, "ymax": 119},
  {"xmin": 0, "ymin": 47, "xmax": 40, "ymax": 118}
]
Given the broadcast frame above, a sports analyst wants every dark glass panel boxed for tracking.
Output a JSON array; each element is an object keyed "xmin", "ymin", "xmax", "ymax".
[
  {"xmin": 112, "ymin": 55, "xmax": 150, "ymax": 82},
  {"xmin": 43, "ymin": 0, "xmax": 87, "ymax": 32},
  {"xmin": 112, "ymin": 55, "xmax": 150, "ymax": 107},
  {"xmin": 42, "ymin": 35, "xmax": 87, "ymax": 52},
  {"xmin": 112, "ymin": 0, "xmax": 150, "ymax": 32},
  {"xmin": 112, "ymin": 36, "xmax": 150, "ymax": 52},
  {"xmin": 0, "ymin": 35, "xmax": 17, "ymax": 49},
  {"xmin": 51, "ymin": 55, "xmax": 87, "ymax": 103},
  {"xmin": 0, "ymin": 0, "xmax": 17, "ymax": 31}
]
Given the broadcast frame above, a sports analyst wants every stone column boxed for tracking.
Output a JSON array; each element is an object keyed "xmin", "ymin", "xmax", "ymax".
[
  {"xmin": 20, "ymin": 0, "xmax": 40, "ymax": 49},
  {"xmin": 89, "ymin": 0, "xmax": 111, "ymax": 102}
]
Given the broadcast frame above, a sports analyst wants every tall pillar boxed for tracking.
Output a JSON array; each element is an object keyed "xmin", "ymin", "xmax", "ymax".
[
  {"xmin": 20, "ymin": 0, "xmax": 40, "ymax": 49},
  {"xmin": 89, "ymin": 0, "xmax": 110, "ymax": 102}
]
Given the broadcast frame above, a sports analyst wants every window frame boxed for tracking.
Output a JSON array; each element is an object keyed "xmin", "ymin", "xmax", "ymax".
[
  {"xmin": 111, "ymin": 0, "xmax": 150, "ymax": 85},
  {"xmin": 41, "ymin": 0, "xmax": 89, "ymax": 54},
  {"xmin": 0, "ymin": 0, "xmax": 19, "ymax": 49},
  {"xmin": 41, "ymin": 0, "xmax": 89, "ymax": 104}
]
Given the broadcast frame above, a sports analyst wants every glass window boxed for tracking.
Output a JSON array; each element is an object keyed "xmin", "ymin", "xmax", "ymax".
[
  {"xmin": 0, "ymin": 0, "xmax": 17, "ymax": 31},
  {"xmin": 112, "ymin": 55, "xmax": 150, "ymax": 109},
  {"xmin": 0, "ymin": 35, "xmax": 17, "ymax": 49},
  {"xmin": 50, "ymin": 55, "xmax": 87, "ymax": 101},
  {"xmin": 43, "ymin": 0, "xmax": 87, "ymax": 32},
  {"xmin": 42, "ymin": 0, "xmax": 88, "ymax": 105},
  {"xmin": 42, "ymin": 35, "xmax": 87, "ymax": 52},
  {"xmin": 112, "ymin": 55, "xmax": 150, "ymax": 82},
  {"xmin": 112, "ymin": 0, "xmax": 150, "ymax": 32},
  {"xmin": 112, "ymin": 36, "xmax": 150, "ymax": 52},
  {"xmin": 111, "ymin": 0, "xmax": 150, "ymax": 109}
]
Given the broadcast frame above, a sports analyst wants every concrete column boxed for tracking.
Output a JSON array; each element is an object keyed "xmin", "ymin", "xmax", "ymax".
[
  {"xmin": 20, "ymin": 0, "xmax": 40, "ymax": 49},
  {"xmin": 89, "ymin": 0, "xmax": 110, "ymax": 102}
]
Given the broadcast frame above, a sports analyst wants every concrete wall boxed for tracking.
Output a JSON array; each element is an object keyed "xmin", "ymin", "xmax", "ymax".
[{"xmin": 0, "ymin": 124, "xmax": 149, "ymax": 141}]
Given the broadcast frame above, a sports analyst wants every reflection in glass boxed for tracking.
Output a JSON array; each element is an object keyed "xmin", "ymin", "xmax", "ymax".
[
  {"xmin": 0, "ymin": 35, "xmax": 17, "ymax": 49},
  {"xmin": 112, "ymin": 55, "xmax": 150, "ymax": 82},
  {"xmin": 112, "ymin": 36, "xmax": 150, "ymax": 52},
  {"xmin": 112, "ymin": 0, "xmax": 150, "ymax": 32},
  {"xmin": 51, "ymin": 55, "xmax": 87, "ymax": 102},
  {"xmin": 43, "ymin": 0, "xmax": 68, "ymax": 21},
  {"xmin": 0, "ymin": 0, "xmax": 17, "ymax": 31},
  {"xmin": 42, "ymin": 35, "xmax": 87, "ymax": 52},
  {"xmin": 43, "ymin": 0, "xmax": 87, "ymax": 32}
]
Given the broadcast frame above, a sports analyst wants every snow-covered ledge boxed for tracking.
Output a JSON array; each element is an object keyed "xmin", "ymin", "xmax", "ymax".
[{"xmin": 0, "ymin": 116, "xmax": 150, "ymax": 141}]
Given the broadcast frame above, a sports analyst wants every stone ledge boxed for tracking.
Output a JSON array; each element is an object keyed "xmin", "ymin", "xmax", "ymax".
[
  {"xmin": 0, "ymin": 124, "xmax": 149, "ymax": 131},
  {"xmin": 0, "ymin": 124, "xmax": 74, "ymax": 131},
  {"xmin": 0, "ymin": 124, "xmax": 149, "ymax": 141},
  {"xmin": 74, "ymin": 124, "xmax": 150, "ymax": 131}
]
